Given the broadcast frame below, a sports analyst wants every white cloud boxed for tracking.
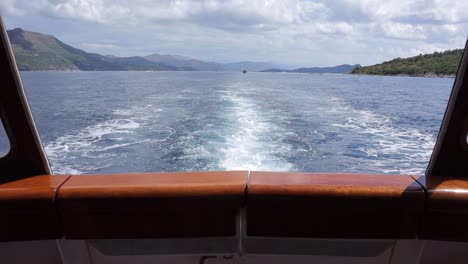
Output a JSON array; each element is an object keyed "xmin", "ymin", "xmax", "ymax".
[
  {"xmin": 0, "ymin": 0, "xmax": 25, "ymax": 15},
  {"xmin": 430, "ymin": 0, "xmax": 468, "ymax": 23},
  {"xmin": 2, "ymin": 0, "xmax": 318, "ymax": 26},
  {"xmin": 1, "ymin": 0, "xmax": 467, "ymax": 66},
  {"xmin": 381, "ymin": 22, "xmax": 427, "ymax": 40}
]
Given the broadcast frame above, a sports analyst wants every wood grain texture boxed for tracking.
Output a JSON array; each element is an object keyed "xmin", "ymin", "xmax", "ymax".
[
  {"xmin": 427, "ymin": 178, "xmax": 468, "ymax": 208},
  {"xmin": 60, "ymin": 171, "xmax": 247, "ymax": 198},
  {"xmin": 421, "ymin": 177, "xmax": 468, "ymax": 241},
  {"xmin": 58, "ymin": 171, "xmax": 247, "ymax": 239},
  {"xmin": 247, "ymin": 172, "xmax": 425, "ymax": 239},
  {"xmin": 0, "ymin": 175, "xmax": 70, "ymax": 241},
  {"xmin": 249, "ymin": 172, "xmax": 422, "ymax": 196}
]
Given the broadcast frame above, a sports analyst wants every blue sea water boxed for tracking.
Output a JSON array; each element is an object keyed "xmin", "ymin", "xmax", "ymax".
[{"xmin": 2, "ymin": 71, "xmax": 453, "ymax": 175}]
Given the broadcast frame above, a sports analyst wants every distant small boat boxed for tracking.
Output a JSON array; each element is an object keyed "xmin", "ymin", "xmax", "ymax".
[{"xmin": 242, "ymin": 70, "xmax": 247, "ymax": 74}]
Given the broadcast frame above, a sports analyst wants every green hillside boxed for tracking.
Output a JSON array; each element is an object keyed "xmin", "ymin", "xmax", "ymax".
[
  {"xmin": 7, "ymin": 28, "xmax": 179, "ymax": 71},
  {"xmin": 352, "ymin": 49, "xmax": 463, "ymax": 77},
  {"xmin": 8, "ymin": 28, "xmax": 121, "ymax": 70}
]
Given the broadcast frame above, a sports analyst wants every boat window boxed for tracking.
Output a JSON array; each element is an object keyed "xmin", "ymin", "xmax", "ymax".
[
  {"xmin": 0, "ymin": 118, "xmax": 10, "ymax": 158},
  {"xmin": 1, "ymin": 3, "xmax": 463, "ymax": 175}
]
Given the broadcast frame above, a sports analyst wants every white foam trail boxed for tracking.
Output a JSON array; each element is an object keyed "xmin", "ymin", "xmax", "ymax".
[
  {"xmin": 44, "ymin": 104, "xmax": 167, "ymax": 174},
  {"xmin": 330, "ymin": 98, "xmax": 435, "ymax": 175},
  {"xmin": 45, "ymin": 119, "xmax": 140, "ymax": 158},
  {"xmin": 218, "ymin": 90, "xmax": 294, "ymax": 171},
  {"xmin": 44, "ymin": 118, "xmax": 141, "ymax": 174}
]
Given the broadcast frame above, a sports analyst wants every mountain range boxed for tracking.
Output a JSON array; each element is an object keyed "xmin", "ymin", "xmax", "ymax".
[
  {"xmin": 7, "ymin": 28, "xmax": 299, "ymax": 72},
  {"xmin": 8, "ymin": 28, "xmax": 358, "ymax": 73}
]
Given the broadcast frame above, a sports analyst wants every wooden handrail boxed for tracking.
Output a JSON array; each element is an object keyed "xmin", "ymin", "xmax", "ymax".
[
  {"xmin": 0, "ymin": 175, "xmax": 70, "ymax": 241},
  {"xmin": 4, "ymin": 171, "xmax": 468, "ymax": 242},
  {"xmin": 421, "ymin": 177, "xmax": 468, "ymax": 241},
  {"xmin": 58, "ymin": 172, "xmax": 247, "ymax": 239},
  {"xmin": 0, "ymin": 171, "xmax": 434, "ymax": 241},
  {"xmin": 246, "ymin": 172, "xmax": 425, "ymax": 239}
]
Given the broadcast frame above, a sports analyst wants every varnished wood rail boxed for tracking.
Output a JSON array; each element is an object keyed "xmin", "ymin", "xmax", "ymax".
[
  {"xmin": 0, "ymin": 171, "xmax": 438, "ymax": 241},
  {"xmin": 246, "ymin": 172, "xmax": 425, "ymax": 239},
  {"xmin": 421, "ymin": 177, "xmax": 468, "ymax": 241},
  {"xmin": 0, "ymin": 175, "xmax": 70, "ymax": 241},
  {"xmin": 58, "ymin": 172, "xmax": 247, "ymax": 239}
]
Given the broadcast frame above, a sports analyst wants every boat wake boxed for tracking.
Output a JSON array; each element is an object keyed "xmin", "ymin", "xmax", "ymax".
[
  {"xmin": 329, "ymin": 97, "xmax": 435, "ymax": 175},
  {"xmin": 39, "ymin": 73, "xmax": 443, "ymax": 175},
  {"xmin": 217, "ymin": 85, "xmax": 294, "ymax": 171},
  {"xmin": 44, "ymin": 104, "xmax": 170, "ymax": 174}
]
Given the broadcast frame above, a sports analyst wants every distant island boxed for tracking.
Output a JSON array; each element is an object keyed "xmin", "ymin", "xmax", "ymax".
[
  {"xmin": 7, "ymin": 28, "xmax": 296, "ymax": 72},
  {"xmin": 351, "ymin": 49, "xmax": 463, "ymax": 78},
  {"xmin": 262, "ymin": 64, "xmax": 361, "ymax": 74}
]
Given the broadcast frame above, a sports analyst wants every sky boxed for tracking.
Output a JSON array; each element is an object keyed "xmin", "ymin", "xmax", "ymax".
[{"xmin": 0, "ymin": 0, "xmax": 467, "ymax": 67}]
